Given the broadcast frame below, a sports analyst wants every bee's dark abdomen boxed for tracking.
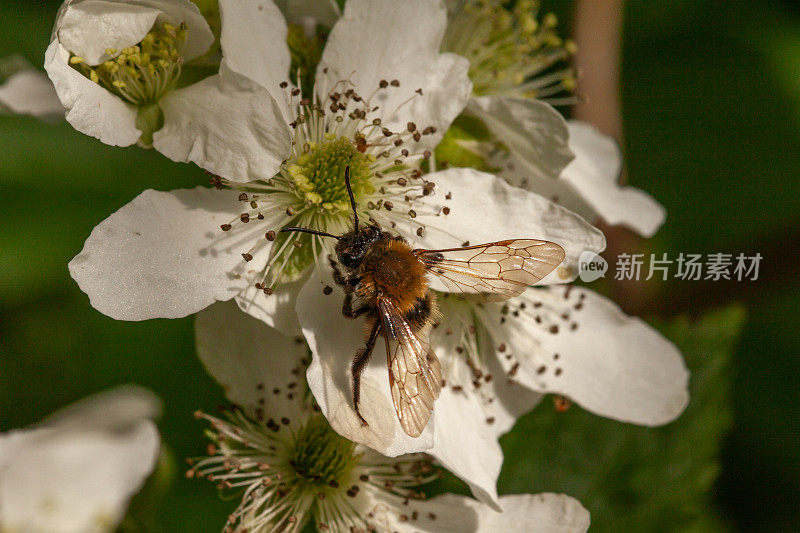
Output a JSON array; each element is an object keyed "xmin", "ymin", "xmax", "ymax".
[{"xmin": 404, "ymin": 292, "xmax": 435, "ymax": 330}]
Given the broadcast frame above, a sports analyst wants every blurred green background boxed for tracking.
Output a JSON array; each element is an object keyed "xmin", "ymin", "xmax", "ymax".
[{"xmin": 1, "ymin": 1, "xmax": 798, "ymax": 531}]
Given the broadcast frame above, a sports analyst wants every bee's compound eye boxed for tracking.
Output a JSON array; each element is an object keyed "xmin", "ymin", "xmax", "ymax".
[{"xmin": 337, "ymin": 249, "xmax": 358, "ymax": 268}]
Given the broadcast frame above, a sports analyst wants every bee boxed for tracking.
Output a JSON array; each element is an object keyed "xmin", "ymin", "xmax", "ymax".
[{"xmin": 281, "ymin": 167, "xmax": 566, "ymax": 437}]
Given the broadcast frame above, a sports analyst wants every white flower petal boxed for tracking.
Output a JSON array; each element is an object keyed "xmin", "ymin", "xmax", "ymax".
[
  {"xmin": 57, "ymin": 0, "xmax": 213, "ymax": 65},
  {"xmin": 427, "ymin": 299, "xmax": 543, "ymax": 508},
  {"xmin": 275, "ymin": 0, "xmax": 341, "ymax": 28},
  {"xmin": 44, "ymin": 40, "xmax": 140, "ymax": 146},
  {"xmin": 135, "ymin": 0, "xmax": 215, "ymax": 61},
  {"xmin": 0, "ymin": 69, "xmax": 63, "ymax": 119},
  {"xmin": 43, "ymin": 386, "xmax": 162, "ymax": 432},
  {"xmin": 317, "ymin": 0, "xmax": 471, "ymax": 151},
  {"xmin": 480, "ymin": 286, "xmax": 690, "ymax": 426},
  {"xmin": 69, "ymin": 187, "xmax": 275, "ymax": 321},
  {"xmin": 373, "ymin": 492, "xmax": 589, "ymax": 532},
  {"xmin": 413, "ymin": 167, "xmax": 606, "ymax": 285},
  {"xmin": 154, "ymin": 62, "xmax": 292, "ymax": 182},
  {"xmin": 195, "ymin": 300, "xmax": 306, "ymax": 419},
  {"xmin": 297, "ymin": 270, "xmax": 435, "ymax": 456},
  {"xmin": 0, "ymin": 388, "xmax": 161, "ymax": 533},
  {"xmin": 467, "ymin": 95, "xmax": 573, "ymax": 181},
  {"xmin": 219, "ymin": 0, "xmax": 291, "ymax": 101},
  {"xmin": 57, "ymin": 0, "xmax": 160, "ymax": 65},
  {"xmin": 235, "ymin": 272, "xmax": 306, "ymax": 335},
  {"xmin": 560, "ymin": 121, "xmax": 666, "ymax": 237}
]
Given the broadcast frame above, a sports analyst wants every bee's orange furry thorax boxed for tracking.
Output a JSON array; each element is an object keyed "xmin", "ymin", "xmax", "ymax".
[{"xmin": 356, "ymin": 238, "xmax": 428, "ymax": 312}]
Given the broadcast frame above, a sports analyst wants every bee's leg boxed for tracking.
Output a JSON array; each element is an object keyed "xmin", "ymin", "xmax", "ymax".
[
  {"xmin": 342, "ymin": 292, "xmax": 370, "ymax": 319},
  {"xmin": 353, "ymin": 319, "xmax": 381, "ymax": 427}
]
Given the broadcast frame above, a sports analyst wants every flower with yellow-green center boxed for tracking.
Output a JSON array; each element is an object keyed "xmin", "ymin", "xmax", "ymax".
[
  {"xmin": 44, "ymin": 0, "xmax": 289, "ymax": 181},
  {"xmin": 191, "ymin": 301, "xmax": 591, "ymax": 532}
]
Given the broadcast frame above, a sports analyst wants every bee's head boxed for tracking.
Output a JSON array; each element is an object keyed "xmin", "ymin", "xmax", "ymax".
[
  {"xmin": 281, "ymin": 164, "xmax": 379, "ymax": 269},
  {"xmin": 335, "ymin": 225, "xmax": 382, "ymax": 269}
]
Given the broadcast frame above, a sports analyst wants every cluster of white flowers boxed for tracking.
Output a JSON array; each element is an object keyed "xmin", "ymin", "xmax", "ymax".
[{"xmin": 1, "ymin": 0, "xmax": 690, "ymax": 531}]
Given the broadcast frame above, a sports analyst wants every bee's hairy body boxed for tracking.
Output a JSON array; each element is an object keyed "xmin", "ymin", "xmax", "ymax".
[
  {"xmin": 281, "ymin": 165, "xmax": 566, "ymax": 436},
  {"xmin": 355, "ymin": 237, "xmax": 433, "ymax": 324},
  {"xmin": 331, "ymin": 225, "xmax": 439, "ymax": 426}
]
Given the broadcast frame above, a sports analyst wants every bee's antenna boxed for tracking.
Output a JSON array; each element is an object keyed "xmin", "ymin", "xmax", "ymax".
[
  {"xmin": 280, "ymin": 227, "xmax": 341, "ymax": 240},
  {"xmin": 344, "ymin": 166, "xmax": 359, "ymax": 231}
]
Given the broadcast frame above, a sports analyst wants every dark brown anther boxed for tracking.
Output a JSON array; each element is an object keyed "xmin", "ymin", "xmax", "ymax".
[
  {"xmin": 323, "ymin": 285, "xmax": 333, "ymax": 295},
  {"xmin": 413, "ymin": 132, "xmax": 422, "ymax": 142},
  {"xmin": 407, "ymin": 122, "xmax": 417, "ymax": 132},
  {"xmin": 263, "ymin": 287, "xmax": 274, "ymax": 295},
  {"xmin": 238, "ymin": 193, "xmax": 248, "ymax": 201},
  {"xmin": 299, "ymin": 97, "xmax": 310, "ymax": 105},
  {"xmin": 266, "ymin": 230, "xmax": 276, "ymax": 241},
  {"xmin": 379, "ymin": 79, "xmax": 389, "ymax": 88},
  {"xmin": 422, "ymin": 150, "xmax": 432, "ymax": 159},
  {"xmin": 390, "ymin": 79, "xmax": 400, "ymax": 86},
  {"xmin": 396, "ymin": 177, "xmax": 407, "ymax": 186},
  {"xmin": 415, "ymin": 88, "xmax": 423, "ymax": 95},
  {"xmin": 381, "ymin": 127, "xmax": 392, "ymax": 137},
  {"xmin": 279, "ymin": 81, "xmax": 288, "ymax": 88},
  {"xmin": 445, "ymin": 192, "xmax": 452, "ymax": 200},
  {"xmin": 220, "ymin": 224, "xmax": 232, "ymax": 231},
  {"xmin": 383, "ymin": 201, "xmax": 393, "ymax": 211},
  {"xmin": 242, "ymin": 253, "xmax": 253, "ymax": 262},
  {"xmin": 416, "ymin": 227, "xmax": 424, "ymax": 237},
  {"xmin": 240, "ymin": 213, "xmax": 250, "ymax": 223}
]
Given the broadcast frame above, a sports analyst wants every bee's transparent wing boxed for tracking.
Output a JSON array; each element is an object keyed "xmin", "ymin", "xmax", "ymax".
[
  {"xmin": 378, "ymin": 298, "xmax": 442, "ymax": 437},
  {"xmin": 415, "ymin": 239, "xmax": 565, "ymax": 302}
]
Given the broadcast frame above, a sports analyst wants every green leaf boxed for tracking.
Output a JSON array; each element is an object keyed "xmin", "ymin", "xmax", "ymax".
[
  {"xmin": 499, "ymin": 305, "xmax": 745, "ymax": 532},
  {"xmin": 434, "ymin": 115, "xmax": 495, "ymax": 172}
]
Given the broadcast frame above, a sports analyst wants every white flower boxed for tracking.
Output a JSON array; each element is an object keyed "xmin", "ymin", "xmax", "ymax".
[
  {"xmin": 497, "ymin": 120, "xmax": 667, "ymax": 238},
  {"xmin": 438, "ymin": 1, "xmax": 666, "ymax": 236},
  {"xmin": 44, "ymin": 0, "xmax": 289, "ymax": 182},
  {"xmin": 0, "ymin": 56, "xmax": 64, "ymax": 120},
  {"xmin": 0, "ymin": 386, "xmax": 161, "ymax": 533},
  {"xmin": 192, "ymin": 301, "xmax": 590, "ymax": 532},
  {"xmin": 296, "ymin": 259, "xmax": 688, "ymax": 508},
  {"xmin": 438, "ymin": 0, "xmax": 575, "ymax": 182},
  {"xmin": 68, "ymin": 0, "xmax": 603, "ymax": 334}
]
